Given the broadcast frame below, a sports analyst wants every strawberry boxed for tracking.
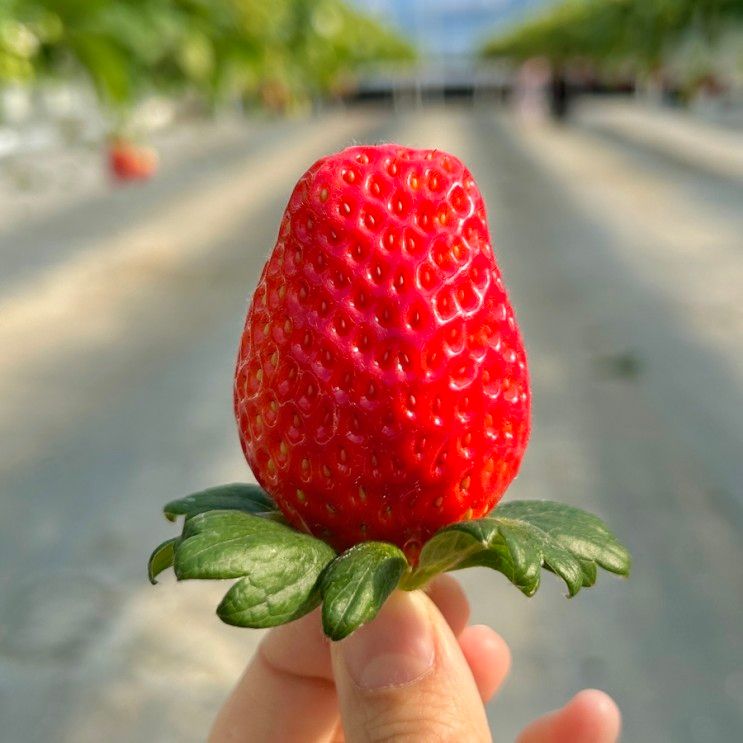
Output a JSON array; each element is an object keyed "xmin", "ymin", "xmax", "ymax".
[
  {"xmin": 108, "ymin": 139, "xmax": 158, "ymax": 181},
  {"xmin": 152, "ymin": 146, "xmax": 627, "ymax": 639},
  {"xmin": 234, "ymin": 144, "xmax": 530, "ymax": 557}
]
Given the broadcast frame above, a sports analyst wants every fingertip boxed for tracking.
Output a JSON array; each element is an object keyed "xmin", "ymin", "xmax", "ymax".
[
  {"xmin": 425, "ymin": 574, "xmax": 470, "ymax": 636},
  {"xmin": 564, "ymin": 689, "xmax": 622, "ymax": 741},
  {"xmin": 517, "ymin": 688, "xmax": 621, "ymax": 743},
  {"xmin": 210, "ymin": 608, "xmax": 338, "ymax": 742},
  {"xmin": 260, "ymin": 606, "xmax": 333, "ymax": 681},
  {"xmin": 458, "ymin": 624, "xmax": 511, "ymax": 701}
]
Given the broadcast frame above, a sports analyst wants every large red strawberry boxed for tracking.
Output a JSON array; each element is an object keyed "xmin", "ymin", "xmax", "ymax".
[
  {"xmin": 234, "ymin": 144, "xmax": 530, "ymax": 556},
  {"xmin": 151, "ymin": 145, "xmax": 628, "ymax": 640}
]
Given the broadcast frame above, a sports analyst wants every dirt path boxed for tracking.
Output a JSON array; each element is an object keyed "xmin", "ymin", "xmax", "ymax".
[{"xmin": 0, "ymin": 105, "xmax": 740, "ymax": 742}]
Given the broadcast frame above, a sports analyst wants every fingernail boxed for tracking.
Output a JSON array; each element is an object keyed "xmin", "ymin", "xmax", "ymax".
[{"xmin": 340, "ymin": 591, "xmax": 435, "ymax": 690}]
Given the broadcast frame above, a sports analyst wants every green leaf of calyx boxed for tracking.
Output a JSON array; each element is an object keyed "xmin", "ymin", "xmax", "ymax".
[
  {"xmin": 163, "ymin": 483, "xmax": 277, "ymax": 522},
  {"xmin": 148, "ymin": 537, "xmax": 179, "ymax": 584},
  {"xmin": 401, "ymin": 500, "xmax": 630, "ymax": 596},
  {"xmin": 173, "ymin": 510, "xmax": 335, "ymax": 628},
  {"xmin": 320, "ymin": 542, "xmax": 408, "ymax": 641}
]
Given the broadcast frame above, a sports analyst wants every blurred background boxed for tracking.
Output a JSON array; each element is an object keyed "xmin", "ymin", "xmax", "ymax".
[{"xmin": 1, "ymin": 0, "xmax": 741, "ymax": 741}]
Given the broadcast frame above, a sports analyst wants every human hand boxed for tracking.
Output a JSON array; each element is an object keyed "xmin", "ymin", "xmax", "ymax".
[{"xmin": 209, "ymin": 575, "xmax": 620, "ymax": 742}]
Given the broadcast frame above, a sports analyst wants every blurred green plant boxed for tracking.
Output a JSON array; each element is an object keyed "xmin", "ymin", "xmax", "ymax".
[
  {"xmin": 0, "ymin": 0, "xmax": 414, "ymax": 112},
  {"xmin": 481, "ymin": 0, "xmax": 743, "ymax": 72}
]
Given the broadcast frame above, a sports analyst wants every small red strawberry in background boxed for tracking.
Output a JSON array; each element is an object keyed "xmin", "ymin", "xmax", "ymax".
[
  {"xmin": 108, "ymin": 138, "xmax": 158, "ymax": 182},
  {"xmin": 234, "ymin": 145, "xmax": 530, "ymax": 558},
  {"xmin": 149, "ymin": 144, "xmax": 629, "ymax": 641}
]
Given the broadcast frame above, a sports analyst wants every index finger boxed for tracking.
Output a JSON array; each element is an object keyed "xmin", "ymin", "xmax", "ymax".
[{"xmin": 209, "ymin": 608, "xmax": 338, "ymax": 743}]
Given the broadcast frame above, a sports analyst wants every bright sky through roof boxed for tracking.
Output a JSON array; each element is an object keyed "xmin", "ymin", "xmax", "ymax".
[{"xmin": 350, "ymin": 0, "xmax": 555, "ymax": 57}]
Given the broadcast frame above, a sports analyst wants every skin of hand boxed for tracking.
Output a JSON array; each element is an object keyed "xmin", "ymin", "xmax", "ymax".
[{"xmin": 209, "ymin": 575, "xmax": 621, "ymax": 743}]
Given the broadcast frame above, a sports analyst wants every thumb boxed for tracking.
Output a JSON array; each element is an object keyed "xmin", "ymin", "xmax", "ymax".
[{"xmin": 330, "ymin": 590, "xmax": 491, "ymax": 743}]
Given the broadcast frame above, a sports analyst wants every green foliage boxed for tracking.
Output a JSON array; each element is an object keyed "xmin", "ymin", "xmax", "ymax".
[
  {"xmin": 320, "ymin": 541, "xmax": 408, "ymax": 640},
  {"xmin": 163, "ymin": 482, "xmax": 277, "ymax": 521},
  {"xmin": 149, "ymin": 484, "xmax": 631, "ymax": 640},
  {"xmin": 1, "ymin": 0, "xmax": 414, "ymax": 109},
  {"xmin": 175, "ymin": 509, "xmax": 336, "ymax": 628},
  {"xmin": 400, "ymin": 500, "xmax": 630, "ymax": 593},
  {"xmin": 148, "ymin": 536, "xmax": 179, "ymax": 583},
  {"xmin": 481, "ymin": 0, "xmax": 743, "ymax": 70}
]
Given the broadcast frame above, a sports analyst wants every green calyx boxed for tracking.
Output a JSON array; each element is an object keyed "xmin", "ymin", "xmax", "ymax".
[{"xmin": 148, "ymin": 483, "xmax": 631, "ymax": 641}]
